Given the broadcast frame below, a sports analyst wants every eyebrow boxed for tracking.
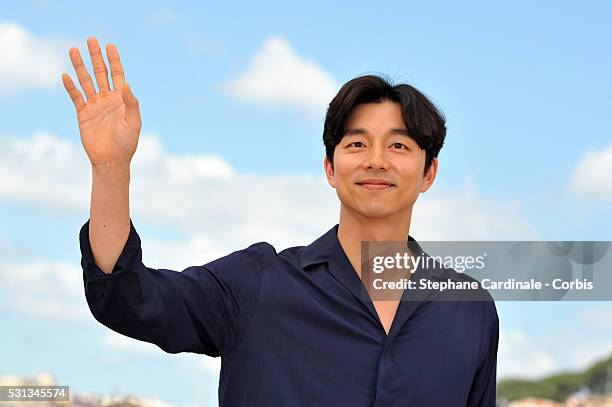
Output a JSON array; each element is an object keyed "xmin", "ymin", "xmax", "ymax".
[{"xmin": 343, "ymin": 127, "xmax": 411, "ymax": 138}]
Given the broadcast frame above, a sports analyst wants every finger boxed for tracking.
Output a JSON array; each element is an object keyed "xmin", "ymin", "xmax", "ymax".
[
  {"xmin": 61, "ymin": 72, "xmax": 86, "ymax": 112},
  {"xmin": 122, "ymin": 83, "xmax": 141, "ymax": 133},
  {"xmin": 106, "ymin": 43, "xmax": 125, "ymax": 90},
  {"xmin": 69, "ymin": 47, "xmax": 96, "ymax": 100},
  {"xmin": 87, "ymin": 37, "xmax": 111, "ymax": 94}
]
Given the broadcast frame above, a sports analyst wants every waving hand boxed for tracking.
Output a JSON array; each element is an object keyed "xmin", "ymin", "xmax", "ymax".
[{"xmin": 62, "ymin": 37, "xmax": 141, "ymax": 168}]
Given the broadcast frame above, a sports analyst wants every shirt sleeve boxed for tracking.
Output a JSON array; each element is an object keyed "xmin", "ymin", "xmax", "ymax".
[
  {"xmin": 466, "ymin": 301, "xmax": 499, "ymax": 407},
  {"xmin": 80, "ymin": 218, "xmax": 266, "ymax": 357}
]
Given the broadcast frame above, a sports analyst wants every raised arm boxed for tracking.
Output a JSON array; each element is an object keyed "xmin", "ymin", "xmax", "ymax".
[
  {"xmin": 67, "ymin": 37, "xmax": 267, "ymax": 357},
  {"xmin": 62, "ymin": 36, "xmax": 141, "ymax": 275}
]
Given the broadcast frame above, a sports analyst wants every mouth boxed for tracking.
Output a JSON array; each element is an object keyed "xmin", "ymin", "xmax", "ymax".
[{"xmin": 355, "ymin": 182, "xmax": 396, "ymax": 190}]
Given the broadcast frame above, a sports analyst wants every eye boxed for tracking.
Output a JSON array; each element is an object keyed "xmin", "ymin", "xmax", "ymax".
[
  {"xmin": 391, "ymin": 142, "xmax": 409, "ymax": 150},
  {"xmin": 347, "ymin": 141, "xmax": 365, "ymax": 148}
]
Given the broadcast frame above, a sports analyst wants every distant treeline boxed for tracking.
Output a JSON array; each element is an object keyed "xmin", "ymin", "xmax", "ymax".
[{"xmin": 497, "ymin": 353, "xmax": 612, "ymax": 402}]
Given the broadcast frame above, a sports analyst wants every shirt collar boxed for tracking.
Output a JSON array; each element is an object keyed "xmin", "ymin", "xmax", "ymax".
[
  {"xmin": 300, "ymin": 224, "xmax": 425, "ymax": 270},
  {"xmin": 299, "ymin": 224, "xmax": 430, "ymax": 340}
]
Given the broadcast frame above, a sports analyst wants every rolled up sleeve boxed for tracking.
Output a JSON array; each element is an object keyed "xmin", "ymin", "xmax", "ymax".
[{"xmin": 79, "ymin": 218, "xmax": 265, "ymax": 357}]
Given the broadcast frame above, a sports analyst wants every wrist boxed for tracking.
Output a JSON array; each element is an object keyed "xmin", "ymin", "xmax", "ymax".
[{"xmin": 92, "ymin": 163, "xmax": 131, "ymax": 181}]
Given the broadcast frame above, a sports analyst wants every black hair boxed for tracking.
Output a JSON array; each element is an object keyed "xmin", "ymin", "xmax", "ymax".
[{"xmin": 323, "ymin": 74, "xmax": 446, "ymax": 176}]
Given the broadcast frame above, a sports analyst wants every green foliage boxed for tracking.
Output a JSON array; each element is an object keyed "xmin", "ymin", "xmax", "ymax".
[{"xmin": 497, "ymin": 353, "xmax": 612, "ymax": 402}]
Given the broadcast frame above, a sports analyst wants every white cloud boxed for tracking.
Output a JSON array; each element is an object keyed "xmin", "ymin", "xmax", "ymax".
[
  {"xmin": 0, "ymin": 131, "xmax": 536, "ymax": 256},
  {"xmin": 0, "ymin": 258, "xmax": 89, "ymax": 320},
  {"xmin": 219, "ymin": 36, "xmax": 339, "ymax": 117},
  {"xmin": 497, "ymin": 304, "xmax": 612, "ymax": 382},
  {"xmin": 576, "ymin": 304, "xmax": 612, "ymax": 330},
  {"xmin": 412, "ymin": 177, "xmax": 538, "ymax": 240},
  {"xmin": 568, "ymin": 143, "xmax": 612, "ymax": 202},
  {"xmin": 0, "ymin": 235, "xmax": 230, "ymax": 323},
  {"xmin": 101, "ymin": 327, "xmax": 221, "ymax": 376},
  {"xmin": 101, "ymin": 327, "xmax": 221, "ymax": 374},
  {"xmin": 565, "ymin": 340, "xmax": 612, "ymax": 375},
  {"xmin": 102, "ymin": 330, "xmax": 161, "ymax": 354},
  {"xmin": 0, "ymin": 131, "xmax": 340, "ymax": 252},
  {"xmin": 0, "ymin": 131, "xmax": 538, "ymax": 323},
  {"xmin": 0, "ymin": 20, "xmax": 72, "ymax": 96},
  {"xmin": 498, "ymin": 329, "xmax": 557, "ymax": 380},
  {"xmin": 178, "ymin": 352, "xmax": 221, "ymax": 375},
  {"xmin": 0, "ymin": 131, "xmax": 90, "ymax": 211}
]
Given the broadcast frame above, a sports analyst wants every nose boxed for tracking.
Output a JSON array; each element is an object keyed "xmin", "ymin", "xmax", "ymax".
[{"xmin": 363, "ymin": 144, "xmax": 390, "ymax": 170}]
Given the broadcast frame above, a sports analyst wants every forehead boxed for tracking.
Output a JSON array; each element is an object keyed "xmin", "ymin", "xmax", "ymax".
[{"xmin": 344, "ymin": 101, "xmax": 405, "ymax": 128}]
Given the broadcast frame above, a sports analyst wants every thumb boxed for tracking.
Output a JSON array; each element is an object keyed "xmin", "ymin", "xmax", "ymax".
[
  {"xmin": 122, "ymin": 82, "xmax": 137, "ymax": 107},
  {"xmin": 122, "ymin": 83, "xmax": 141, "ymax": 132}
]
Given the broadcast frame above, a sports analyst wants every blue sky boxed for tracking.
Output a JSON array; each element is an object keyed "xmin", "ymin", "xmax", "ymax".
[{"xmin": 0, "ymin": 1, "xmax": 611, "ymax": 406}]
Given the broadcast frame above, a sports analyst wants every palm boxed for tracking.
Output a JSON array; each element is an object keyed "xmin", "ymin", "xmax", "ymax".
[
  {"xmin": 62, "ymin": 37, "xmax": 141, "ymax": 168},
  {"xmin": 78, "ymin": 91, "xmax": 136, "ymax": 167}
]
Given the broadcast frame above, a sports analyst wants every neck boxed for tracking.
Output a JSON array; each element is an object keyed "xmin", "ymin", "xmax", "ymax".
[{"xmin": 336, "ymin": 206, "xmax": 413, "ymax": 276}]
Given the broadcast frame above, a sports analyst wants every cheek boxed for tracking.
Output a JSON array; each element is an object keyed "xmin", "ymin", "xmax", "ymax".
[
  {"xmin": 396, "ymin": 155, "xmax": 424, "ymax": 178},
  {"xmin": 331, "ymin": 157, "xmax": 356, "ymax": 185},
  {"xmin": 395, "ymin": 166, "xmax": 424, "ymax": 197}
]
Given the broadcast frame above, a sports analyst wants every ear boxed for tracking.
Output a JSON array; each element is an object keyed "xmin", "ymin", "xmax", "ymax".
[
  {"xmin": 324, "ymin": 155, "xmax": 336, "ymax": 188},
  {"xmin": 420, "ymin": 157, "xmax": 438, "ymax": 193}
]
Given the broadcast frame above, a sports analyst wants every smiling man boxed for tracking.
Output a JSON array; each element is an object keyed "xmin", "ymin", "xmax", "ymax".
[
  {"xmin": 326, "ymin": 96, "xmax": 440, "ymax": 335},
  {"xmin": 69, "ymin": 37, "xmax": 498, "ymax": 407}
]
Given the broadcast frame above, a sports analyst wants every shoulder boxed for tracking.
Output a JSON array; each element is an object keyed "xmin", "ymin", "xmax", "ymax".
[
  {"xmin": 202, "ymin": 241, "xmax": 278, "ymax": 276},
  {"xmin": 202, "ymin": 241, "xmax": 311, "ymax": 279}
]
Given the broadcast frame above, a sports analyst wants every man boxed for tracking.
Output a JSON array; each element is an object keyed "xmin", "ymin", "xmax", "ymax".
[{"xmin": 65, "ymin": 37, "xmax": 498, "ymax": 406}]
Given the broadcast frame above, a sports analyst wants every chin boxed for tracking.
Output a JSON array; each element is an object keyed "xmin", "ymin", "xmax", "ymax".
[
  {"xmin": 338, "ymin": 193, "xmax": 402, "ymax": 219},
  {"xmin": 355, "ymin": 204, "xmax": 397, "ymax": 219}
]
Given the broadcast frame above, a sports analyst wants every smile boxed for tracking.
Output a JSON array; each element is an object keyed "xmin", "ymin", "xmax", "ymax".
[{"xmin": 356, "ymin": 183, "xmax": 395, "ymax": 190}]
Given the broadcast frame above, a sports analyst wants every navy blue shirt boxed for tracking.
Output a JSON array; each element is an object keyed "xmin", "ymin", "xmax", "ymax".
[{"xmin": 80, "ymin": 219, "xmax": 499, "ymax": 406}]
